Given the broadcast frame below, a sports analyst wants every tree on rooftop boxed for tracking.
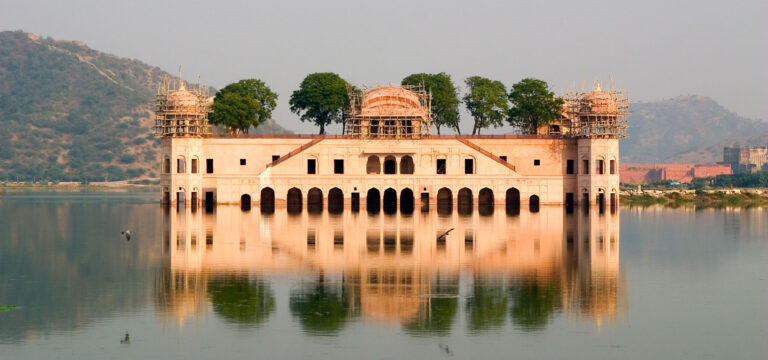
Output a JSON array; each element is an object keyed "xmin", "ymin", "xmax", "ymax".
[
  {"xmin": 463, "ymin": 76, "xmax": 509, "ymax": 135},
  {"xmin": 289, "ymin": 72, "xmax": 350, "ymax": 135},
  {"xmin": 401, "ymin": 72, "xmax": 461, "ymax": 135},
  {"xmin": 507, "ymin": 78, "xmax": 564, "ymax": 134},
  {"xmin": 209, "ymin": 79, "xmax": 278, "ymax": 135}
]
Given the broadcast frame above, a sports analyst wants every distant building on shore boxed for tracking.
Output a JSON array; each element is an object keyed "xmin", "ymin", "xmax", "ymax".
[
  {"xmin": 619, "ymin": 163, "xmax": 731, "ymax": 184},
  {"xmin": 723, "ymin": 145, "xmax": 768, "ymax": 173}
]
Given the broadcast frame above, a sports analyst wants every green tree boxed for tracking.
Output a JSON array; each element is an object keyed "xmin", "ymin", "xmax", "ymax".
[
  {"xmin": 289, "ymin": 72, "xmax": 350, "ymax": 134},
  {"xmin": 507, "ymin": 78, "xmax": 564, "ymax": 134},
  {"xmin": 463, "ymin": 76, "xmax": 509, "ymax": 135},
  {"xmin": 209, "ymin": 79, "xmax": 278, "ymax": 135},
  {"xmin": 401, "ymin": 72, "xmax": 460, "ymax": 134}
]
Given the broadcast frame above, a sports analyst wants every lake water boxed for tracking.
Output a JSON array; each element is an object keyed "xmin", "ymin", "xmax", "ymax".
[{"xmin": 0, "ymin": 192, "xmax": 766, "ymax": 359}]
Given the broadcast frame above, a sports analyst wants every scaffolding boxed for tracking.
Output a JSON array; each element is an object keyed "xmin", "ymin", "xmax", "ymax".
[
  {"xmin": 344, "ymin": 84, "xmax": 432, "ymax": 139},
  {"xmin": 563, "ymin": 83, "xmax": 629, "ymax": 139},
  {"xmin": 154, "ymin": 77, "xmax": 211, "ymax": 137}
]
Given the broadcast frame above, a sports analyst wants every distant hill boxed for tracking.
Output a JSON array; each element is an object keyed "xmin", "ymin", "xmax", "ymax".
[
  {"xmin": 0, "ymin": 31, "xmax": 290, "ymax": 182},
  {"xmin": 621, "ymin": 95, "xmax": 768, "ymax": 163}
]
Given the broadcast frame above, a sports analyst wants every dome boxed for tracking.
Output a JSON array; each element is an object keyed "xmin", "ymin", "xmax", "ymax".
[
  {"xmin": 360, "ymin": 86, "xmax": 427, "ymax": 119},
  {"xmin": 167, "ymin": 81, "xmax": 200, "ymax": 112},
  {"xmin": 582, "ymin": 82, "xmax": 617, "ymax": 114}
]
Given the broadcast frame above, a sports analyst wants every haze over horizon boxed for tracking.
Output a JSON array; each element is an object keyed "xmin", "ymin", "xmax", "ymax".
[{"xmin": 2, "ymin": 0, "xmax": 766, "ymax": 133}]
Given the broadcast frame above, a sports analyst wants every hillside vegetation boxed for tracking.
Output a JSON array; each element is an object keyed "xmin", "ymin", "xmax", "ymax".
[
  {"xmin": 621, "ymin": 95, "xmax": 768, "ymax": 163},
  {"xmin": 0, "ymin": 31, "xmax": 289, "ymax": 182}
]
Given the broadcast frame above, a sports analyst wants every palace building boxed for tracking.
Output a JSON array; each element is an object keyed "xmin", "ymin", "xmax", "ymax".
[{"xmin": 154, "ymin": 80, "xmax": 628, "ymax": 211}]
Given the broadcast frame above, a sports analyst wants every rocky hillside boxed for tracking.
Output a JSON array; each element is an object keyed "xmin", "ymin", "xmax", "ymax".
[
  {"xmin": 0, "ymin": 31, "xmax": 289, "ymax": 182},
  {"xmin": 621, "ymin": 95, "xmax": 768, "ymax": 163}
]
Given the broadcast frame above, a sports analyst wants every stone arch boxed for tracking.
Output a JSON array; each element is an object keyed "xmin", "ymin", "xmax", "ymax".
[
  {"xmin": 458, "ymin": 187, "xmax": 473, "ymax": 215},
  {"xmin": 367, "ymin": 188, "xmax": 381, "ymax": 213},
  {"xmin": 437, "ymin": 187, "xmax": 453, "ymax": 214},
  {"xmin": 191, "ymin": 156, "xmax": 199, "ymax": 174},
  {"xmin": 400, "ymin": 155, "xmax": 415, "ymax": 174},
  {"xmin": 241, "ymin": 194, "xmax": 252, "ymax": 211},
  {"xmin": 384, "ymin": 155, "xmax": 397, "ymax": 174},
  {"xmin": 383, "ymin": 188, "xmax": 398, "ymax": 214},
  {"xmin": 287, "ymin": 187, "xmax": 303, "ymax": 213},
  {"xmin": 367, "ymin": 155, "xmax": 381, "ymax": 174},
  {"xmin": 260, "ymin": 187, "xmax": 275, "ymax": 214},
  {"xmin": 307, "ymin": 187, "xmax": 323, "ymax": 213},
  {"xmin": 478, "ymin": 187, "xmax": 494, "ymax": 215},
  {"xmin": 176, "ymin": 155, "xmax": 186, "ymax": 173},
  {"xmin": 400, "ymin": 188, "xmax": 415, "ymax": 214},
  {"xmin": 328, "ymin": 187, "xmax": 344, "ymax": 214},
  {"xmin": 505, "ymin": 188, "xmax": 521, "ymax": 215},
  {"xmin": 529, "ymin": 194, "xmax": 540, "ymax": 213}
]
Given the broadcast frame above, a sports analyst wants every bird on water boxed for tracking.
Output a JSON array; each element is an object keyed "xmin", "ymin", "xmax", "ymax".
[{"xmin": 121, "ymin": 230, "xmax": 131, "ymax": 241}]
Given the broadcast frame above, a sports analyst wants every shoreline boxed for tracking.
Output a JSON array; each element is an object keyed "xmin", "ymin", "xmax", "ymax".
[
  {"xmin": 620, "ymin": 188, "xmax": 768, "ymax": 208},
  {"xmin": 1, "ymin": 181, "xmax": 159, "ymax": 193}
]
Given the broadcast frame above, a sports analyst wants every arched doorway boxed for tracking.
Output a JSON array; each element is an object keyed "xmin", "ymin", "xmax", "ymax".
[
  {"xmin": 287, "ymin": 188, "xmax": 303, "ymax": 214},
  {"xmin": 400, "ymin": 188, "xmax": 415, "ymax": 214},
  {"xmin": 529, "ymin": 195, "xmax": 540, "ymax": 213},
  {"xmin": 367, "ymin": 188, "xmax": 381, "ymax": 213},
  {"xmin": 328, "ymin": 187, "xmax": 344, "ymax": 214},
  {"xmin": 307, "ymin": 188, "xmax": 323, "ymax": 213},
  {"xmin": 241, "ymin": 194, "xmax": 252, "ymax": 211},
  {"xmin": 383, "ymin": 188, "xmax": 397, "ymax": 214},
  {"xmin": 505, "ymin": 188, "xmax": 521, "ymax": 215},
  {"xmin": 458, "ymin": 188, "xmax": 473, "ymax": 215},
  {"xmin": 367, "ymin": 155, "xmax": 381, "ymax": 174},
  {"xmin": 260, "ymin": 187, "xmax": 275, "ymax": 214},
  {"xmin": 400, "ymin": 155, "xmax": 414, "ymax": 174},
  {"xmin": 597, "ymin": 191, "xmax": 606, "ymax": 214},
  {"xmin": 478, "ymin": 188, "xmax": 494, "ymax": 216},
  {"xmin": 437, "ymin": 188, "xmax": 453, "ymax": 215},
  {"xmin": 384, "ymin": 156, "xmax": 397, "ymax": 174}
]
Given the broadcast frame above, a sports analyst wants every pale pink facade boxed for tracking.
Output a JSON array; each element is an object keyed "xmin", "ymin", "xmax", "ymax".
[{"xmin": 160, "ymin": 135, "xmax": 620, "ymax": 208}]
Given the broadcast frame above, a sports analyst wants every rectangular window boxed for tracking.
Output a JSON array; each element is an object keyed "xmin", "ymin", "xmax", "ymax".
[
  {"xmin": 534, "ymin": 159, "xmax": 540, "ymax": 166},
  {"xmin": 436, "ymin": 159, "xmax": 446, "ymax": 174},
  {"xmin": 206, "ymin": 159, "xmax": 214, "ymax": 174},
  {"xmin": 566, "ymin": 160, "xmax": 574, "ymax": 174},
  {"xmin": 177, "ymin": 159, "xmax": 185, "ymax": 173},
  {"xmin": 334, "ymin": 159, "xmax": 344, "ymax": 174},
  {"xmin": 582, "ymin": 159, "xmax": 589, "ymax": 174},
  {"xmin": 191, "ymin": 159, "xmax": 198, "ymax": 174},
  {"xmin": 464, "ymin": 158, "xmax": 474, "ymax": 174},
  {"xmin": 272, "ymin": 155, "xmax": 280, "ymax": 162},
  {"xmin": 307, "ymin": 159, "xmax": 317, "ymax": 174},
  {"xmin": 610, "ymin": 159, "xmax": 616, "ymax": 175},
  {"xmin": 499, "ymin": 156, "xmax": 507, "ymax": 162},
  {"xmin": 596, "ymin": 159, "xmax": 605, "ymax": 175},
  {"xmin": 240, "ymin": 159, "xmax": 246, "ymax": 166}
]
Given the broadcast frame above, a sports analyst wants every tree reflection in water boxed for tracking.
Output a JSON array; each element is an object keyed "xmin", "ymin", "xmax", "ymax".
[
  {"xmin": 289, "ymin": 275, "xmax": 355, "ymax": 336},
  {"xmin": 466, "ymin": 278, "xmax": 508, "ymax": 333},
  {"xmin": 402, "ymin": 280, "xmax": 459, "ymax": 336},
  {"xmin": 509, "ymin": 281, "xmax": 562, "ymax": 332},
  {"xmin": 208, "ymin": 275, "xmax": 276, "ymax": 328}
]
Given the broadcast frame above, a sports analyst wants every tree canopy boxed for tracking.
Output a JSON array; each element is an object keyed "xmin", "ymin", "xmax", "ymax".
[
  {"xmin": 209, "ymin": 79, "xmax": 278, "ymax": 135},
  {"xmin": 289, "ymin": 72, "xmax": 350, "ymax": 135},
  {"xmin": 401, "ymin": 72, "xmax": 460, "ymax": 134},
  {"xmin": 463, "ymin": 76, "xmax": 509, "ymax": 135},
  {"xmin": 507, "ymin": 78, "xmax": 564, "ymax": 134}
]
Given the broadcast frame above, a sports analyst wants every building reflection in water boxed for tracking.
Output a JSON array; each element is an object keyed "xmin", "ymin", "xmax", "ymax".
[{"xmin": 156, "ymin": 204, "xmax": 625, "ymax": 334}]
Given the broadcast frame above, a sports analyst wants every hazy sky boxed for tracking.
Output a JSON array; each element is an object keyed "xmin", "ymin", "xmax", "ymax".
[{"xmin": 2, "ymin": 0, "xmax": 766, "ymax": 133}]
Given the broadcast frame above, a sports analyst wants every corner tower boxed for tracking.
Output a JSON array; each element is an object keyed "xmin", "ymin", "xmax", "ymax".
[
  {"xmin": 564, "ymin": 82, "xmax": 628, "ymax": 208},
  {"xmin": 154, "ymin": 78, "xmax": 211, "ymax": 206}
]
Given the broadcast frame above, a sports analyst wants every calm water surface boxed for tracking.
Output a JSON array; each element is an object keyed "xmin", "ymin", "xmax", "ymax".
[{"xmin": 0, "ymin": 192, "xmax": 766, "ymax": 359}]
